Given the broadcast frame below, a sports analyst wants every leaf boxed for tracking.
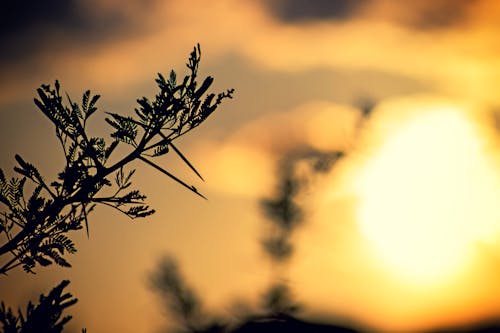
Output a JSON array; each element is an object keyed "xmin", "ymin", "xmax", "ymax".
[
  {"xmin": 168, "ymin": 70, "xmax": 176, "ymax": 88},
  {"xmin": 193, "ymin": 76, "xmax": 213, "ymax": 100},
  {"xmin": 34, "ymin": 255, "xmax": 52, "ymax": 267},
  {"xmin": 13, "ymin": 155, "xmax": 43, "ymax": 182},
  {"xmin": 153, "ymin": 144, "xmax": 169, "ymax": 157},
  {"xmin": 82, "ymin": 90, "xmax": 90, "ymax": 112},
  {"xmin": 105, "ymin": 113, "xmax": 138, "ymax": 145},
  {"xmin": 125, "ymin": 205, "xmax": 155, "ymax": 218},
  {"xmin": 119, "ymin": 189, "xmax": 146, "ymax": 203},
  {"xmin": 66, "ymin": 93, "xmax": 82, "ymax": 120},
  {"xmin": 123, "ymin": 169, "xmax": 136, "ymax": 186},
  {"xmin": 86, "ymin": 93, "xmax": 100, "ymax": 119},
  {"xmin": 104, "ymin": 140, "xmax": 119, "ymax": 160},
  {"xmin": 48, "ymin": 250, "xmax": 71, "ymax": 267}
]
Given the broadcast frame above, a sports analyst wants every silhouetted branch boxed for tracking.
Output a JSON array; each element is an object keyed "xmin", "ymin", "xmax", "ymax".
[
  {"xmin": 0, "ymin": 44, "xmax": 233, "ymax": 275},
  {"xmin": 0, "ymin": 280, "xmax": 77, "ymax": 333}
]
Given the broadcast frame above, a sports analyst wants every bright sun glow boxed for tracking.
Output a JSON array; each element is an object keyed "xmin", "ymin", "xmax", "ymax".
[{"xmin": 355, "ymin": 106, "xmax": 499, "ymax": 284}]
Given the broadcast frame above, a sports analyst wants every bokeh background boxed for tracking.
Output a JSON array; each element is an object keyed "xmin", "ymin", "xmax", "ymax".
[{"xmin": 1, "ymin": 0, "xmax": 500, "ymax": 332}]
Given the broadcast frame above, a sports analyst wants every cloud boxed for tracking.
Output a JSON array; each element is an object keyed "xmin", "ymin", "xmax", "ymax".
[
  {"xmin": 232, "ymin": 1, "xmax": 500, "ymax": 104},
  {"xmin": 260, "ymin": 0, "xmax": 480, "ymax": 30},
  {"xmin": 1, "ymin": 0, "xmax": 499, "ymax": 108},
  {"xmin": 0, "ymin": 0, "xmax": 161, "ymax": 76},
  {"xmin": 261, "ymin": 0, "xmax": 367, "ymax": 23},
  {"xmin": 377, "ymin": 0, "xmax": 482, "ymax": 30}
]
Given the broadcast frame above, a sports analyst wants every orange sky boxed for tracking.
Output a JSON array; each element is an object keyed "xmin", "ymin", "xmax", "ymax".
[{"xmin": 1, "ymin": 1, "xmax": 500, "ymax": 332}]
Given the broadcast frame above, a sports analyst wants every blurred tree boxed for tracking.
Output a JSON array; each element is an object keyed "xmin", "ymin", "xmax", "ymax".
[
  {"xmin": 150, "ymin": 256, "xmax": 225, "ymax": 333},
  {"xmin": 0, "ymin": 44, "xmax": 233, "ymax": 332},
  {"xmin": 259, "ymin": 149, "xmax": 343, "ymax": 317},
  {"xmin": 149, "ymin": 98, "xmax": 377, "ymax": 332},
  {"xmin": 149, "ymin": 149, "xmax": 348, "ymax": 333}
]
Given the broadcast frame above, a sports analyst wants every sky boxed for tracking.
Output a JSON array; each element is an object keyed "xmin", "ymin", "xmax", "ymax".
[{"xmin": 1, "ymin": 0, "xmax": 500, "ymax": 332}]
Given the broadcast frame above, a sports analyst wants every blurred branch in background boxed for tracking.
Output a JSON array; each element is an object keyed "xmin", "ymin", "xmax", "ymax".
[
  {"xmin": 150, "ymin": 256, "xmax": 225, "ymax": 333},
  {"xmin": 149, "ymin": 150, "xmax": 352, "ymax": 333},
  {"xmin": 149, "ymin": 100, "xmax": 375, "ymax": 332},
  {"xmin": 259, "ymin": 149, "xmax": 343, "ymax": 317}
]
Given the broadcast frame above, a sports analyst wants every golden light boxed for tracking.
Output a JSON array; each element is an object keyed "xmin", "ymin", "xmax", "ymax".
[
  {"xmin": 202, "ymin": 142, "xmax": 274, "ymax": 197},
  {"xmin": 354, "ymin": 104, "xmax": 500, "ymax": 285}
]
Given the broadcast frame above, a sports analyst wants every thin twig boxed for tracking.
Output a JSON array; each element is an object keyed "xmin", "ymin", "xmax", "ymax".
[{"xmin": 138, "ymin": 155, "xmax": 206, "ymax": 200}]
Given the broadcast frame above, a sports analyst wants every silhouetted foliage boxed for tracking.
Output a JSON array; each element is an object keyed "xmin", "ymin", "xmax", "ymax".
[
  {"xmin": 238, "ymin": 107, "xmax": 376, "ymax": 332},
  {"xmin": 260, "ymin": 150, "xmax": 344, "ymax": 253},
  {"xmin": 0, "ymin": 44, "xmax": 233, "ymax": 332},
  {"xmin": 260, "ymin": 172, "xmax": 302, "ymax": 262},
  {"xmin": 150, "ymin": 256, "xmax": 225, "ymax": 333},
  {"xmin": 0, "ymin": 280, "xmax": 78, "ymax": 333},
  {"xmin": 149, "ymin": 147, "xmax": 353, "ymax": 333},
  {"xmin": 148, "ymin": 97, "xmax": 384, "ymax": 333},
  {"xmin": 150, "ymin": 257, "xmax": 363, "ymax": 333},
  {"xmin": 260, "ymin": 283, "xmax": 300, "ymax": 316},
  {"xmin": 0, "ymin": 44, "xmax": 233, "ymax": 276},
  {"xmin": 259, "ymin": 149, "xmax": 343, "ymax": 316}
]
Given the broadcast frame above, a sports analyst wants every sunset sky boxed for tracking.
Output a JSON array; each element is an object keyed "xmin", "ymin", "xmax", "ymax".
[{"xmin": 1, "ymin": 1, "xmax": 500, "ymax": 332}]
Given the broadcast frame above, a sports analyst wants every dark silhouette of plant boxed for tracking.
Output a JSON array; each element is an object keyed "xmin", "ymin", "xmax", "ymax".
[
  {"xmin": 0, "ymin": 44, "xmax": 233, "ymax": 333},
  {"xmin": 148, "ymin": 149, "xmax": 348, "ymax": 333},
  {"xmin": 0, "ymin": 44, "xmax": 234, "ymax": 276},
  {"xmin": 260, "ymin": 162, "xmax": 302, "ymax": 264},
  {"xmin": 259, "ymin": 149, "xmax": 343, "ymax": 317},
  {"xmin": 148, "ymin": 99, "xmax": 379, "ymax": 332},
  {"xmin": 150, "ymin": 256, "xmax": 225, "ymax": 333},
  {"xmin": 0, "ymin": 280, "xmax": 78, "ymax": 333}
]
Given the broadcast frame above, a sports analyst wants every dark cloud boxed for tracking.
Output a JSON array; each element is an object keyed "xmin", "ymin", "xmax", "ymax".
[
  {"xmin": 262, "ymin": 0, "xmax": 367, "ymax": 23},
  {"xmin": 0, "ymin": 0, "xmax": 158, "ymax": 71},
  {"xmin": 261, "ymin": 0, "xmax": 479, "ymax": 29},
  {"xmin": 2, "ymin": 1, "xmax": 108, "ymax": 61},
  {"xmin": 405, "ymin": 0, "xmax": 479, "ymax": 30}
]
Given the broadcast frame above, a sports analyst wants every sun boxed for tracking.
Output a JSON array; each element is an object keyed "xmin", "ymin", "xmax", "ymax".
[{"xmin": 354, "ymin": 104, "xmax": 499, "ymax": 284}]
